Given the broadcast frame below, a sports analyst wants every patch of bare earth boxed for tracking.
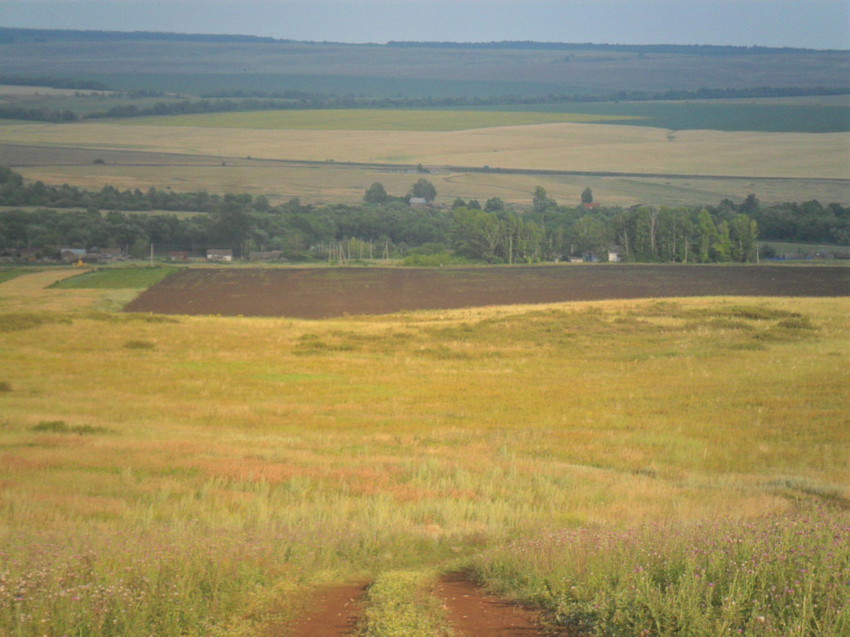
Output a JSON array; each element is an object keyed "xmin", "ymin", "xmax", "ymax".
[
  {"xmin": 435, "ymin": 572, "xmax": 565, "ymax": 637},
  {"xmin": 281, "ymin": 583, "xmax": 368, "ymax": 637},
  {"xmin": 124, "ymin": 265, "xmax": 850, "ymax": 319}
]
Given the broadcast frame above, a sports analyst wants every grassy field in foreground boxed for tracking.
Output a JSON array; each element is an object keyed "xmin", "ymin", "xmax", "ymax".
[
  {"xmin": 125, "ymin": 109, "xmax": 640, "ymax": 131},
  {"xmin": 0, "ymin": 268, "xmax": 848, "ymax": 635}
]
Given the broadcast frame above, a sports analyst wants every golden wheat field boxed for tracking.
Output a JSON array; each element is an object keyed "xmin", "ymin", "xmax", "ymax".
[
  {"xmin": 3, "ymin": 113, "xmax": 849, "ymax": 206},
  {"xmin": 13, "ymin": 160, "xmax": 850, "ymax": 208},
  {"xmin": 3, "ymin": 118, "xmax": 848, "ymax": 178}
]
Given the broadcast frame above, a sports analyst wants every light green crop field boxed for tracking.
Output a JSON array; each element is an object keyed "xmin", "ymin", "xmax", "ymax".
[
  {"xmin": 1, "ymin": 267, "xmax": 848, "ymax": 635},
  {"xmin": 48, "ymin": 265, "xmax": 178, "ymax": 289},
  {"xmin": 125, "ymin": 109, "xmax": 641, "ymax": 131}
]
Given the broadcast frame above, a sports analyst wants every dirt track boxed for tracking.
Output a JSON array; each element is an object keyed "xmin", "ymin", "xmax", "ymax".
[
  {"xmin": 283, "ymin": 583, "xmax": 367, "ymax": 637},
  {"xmin": 124, "ymin": 265, "xmax": 849, "ymax": 319},
  {"xmin": 281, "ymin": 575, "xmax": 556, "ymax": 637},
  {"xmin": 436, "ymin": 572, "xmax": 560, "ymax": 637}
]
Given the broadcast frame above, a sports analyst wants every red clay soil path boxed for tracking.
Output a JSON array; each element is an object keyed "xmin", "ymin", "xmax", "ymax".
[
  {"xmin": 436, "ymin": 572, "xmax": 561, "ymax": 637},
  {"xmin": 124, "ymin": 265, "xmax": 849, "ymax": 319},
  {"xmin": 284, "ymin": 583, "xmax": 367, "ymax": 637}
]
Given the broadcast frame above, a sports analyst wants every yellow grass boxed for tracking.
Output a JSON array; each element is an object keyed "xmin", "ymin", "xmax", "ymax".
[
  {"xmin": 1, "ymin": 269, "xmax": 848, "ymax": 633},
  {"xmin": 14, "ymin": 162, "xmax": 850, "ymax": 208},
  {"xmin": 2, "ymin": 120, "xmax": 847, "ymax": 180}
]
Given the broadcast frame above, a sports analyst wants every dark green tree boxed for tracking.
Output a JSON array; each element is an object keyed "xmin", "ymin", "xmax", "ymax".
[
  {"xmin": 581, "ymin": 187, "xmax": 594, "ymax": 204},
  {"xmin": 410, "ymin": 178, "xmax": 436, "ymax": 203},
  {"xmin": 532, "ymin": 186, "xmax": 557, "ymax": 214},
  {"xmin": 450, "ymin": 207, "xmax": 503, "ymax": 262},
  {"xmin": 485, "ymin": 197, "xmax": 505, "ymax": 212},
  {"xmin": 739, "ymin": 193, "xmax": 760, "ymax": 215},
  {"xmin": 364, "ymin": 182, "xmax": 389, "ymax": 204}
]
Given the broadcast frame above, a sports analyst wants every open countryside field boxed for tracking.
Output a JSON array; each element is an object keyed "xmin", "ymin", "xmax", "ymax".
[
  {"xmin": 123, "ymin": 98, "xmax": 850, "ymax": 134},
  {"xmin": 123, "ymin": 265, "xmax": 850, "ymax": 318},
  {"xmin": 2, "ymin": 115, "xmax": 848, "ymax": 207},
  {"xmin": 1, "ymin": 267, "xmax": 849, "ymax": 635},
  {"xmin": 2, "ymin": 31, "xmax": 850, "ymax": 634},
  {"xmin": 126, "ymin": 109, "xmax": 642, "ymax": 131},
  {"xmin": 8, "ymin": 152, "xmax": 850, "ymax": 208},
  {"xmin": 3, "ymin": 118, "xmax": 848, "ymax": 179},
  {"xmin": 2, "ymin": 38, "xmax": 847, "ymax": 95},
  {"xmin": 5, "ymin": 140, "xmax": 849, "ymax": 208}
]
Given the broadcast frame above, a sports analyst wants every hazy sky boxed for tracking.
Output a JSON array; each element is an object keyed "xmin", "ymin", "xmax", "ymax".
[{"xmin": 2, "ymin": 0, "xmax": 848, "ymax": 49}]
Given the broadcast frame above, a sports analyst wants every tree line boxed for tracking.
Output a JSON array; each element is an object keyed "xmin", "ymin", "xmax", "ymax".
[{"xmin": 1, "ymin": 167, "xmax": 847, "ymax": 263}]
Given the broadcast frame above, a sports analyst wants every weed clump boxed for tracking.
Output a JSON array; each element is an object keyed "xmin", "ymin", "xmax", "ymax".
[
  {"xmin": 475, "ymin": 509, "xmax": 850, "ymax": 637},
  {"xmin": 0, "ymin": 381, "xmax": 11, "ymax": 392},
  {"xmin": 123, "ymin": 339, "xmax": 156, "ymax": 350},
  {"xmin": 32, "ymin": 421, "xmax": 114, "ymax": 435},
  {"xmin": 293, "ymin": 333, "xmax": 357, "ymax": 355},
  {"xmin": 362, "ymin": 570, "xmax": 449, "ymax": 637},
  {"xmin": 0, "ymin": 313, "xmax": 73, "ymax": 332}
]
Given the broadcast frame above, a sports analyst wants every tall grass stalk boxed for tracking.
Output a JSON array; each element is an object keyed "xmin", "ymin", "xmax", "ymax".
[{"xmin": 473, "ymin": 508, "xmax": 850, "ymax": 636}]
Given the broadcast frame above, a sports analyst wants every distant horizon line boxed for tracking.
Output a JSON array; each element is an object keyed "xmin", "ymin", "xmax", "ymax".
[{"xmin": 1, "ymin": 26, "xmax": 847, "ymax": 53}]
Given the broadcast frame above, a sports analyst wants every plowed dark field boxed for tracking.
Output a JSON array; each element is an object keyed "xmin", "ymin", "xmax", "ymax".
[{"xmin": 124, "ymin": 265, "xmax": 849, "ymax": 319}]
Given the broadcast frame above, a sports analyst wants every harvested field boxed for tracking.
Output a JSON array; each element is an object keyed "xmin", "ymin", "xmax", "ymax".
[
  {"xmin": 3, "ymin": 122, "xmax": 848, "ymax": 180},
  {"xmin": 124, "ymin": 265, "xmax": 849, "ymax": 318}
]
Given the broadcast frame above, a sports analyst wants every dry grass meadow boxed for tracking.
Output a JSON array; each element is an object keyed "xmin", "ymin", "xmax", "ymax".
[{"xmin": 1, "ymin": 266, "xmax": 849, "ymax": 634}]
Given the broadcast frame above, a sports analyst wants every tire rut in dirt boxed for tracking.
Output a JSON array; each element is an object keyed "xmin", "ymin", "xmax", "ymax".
[
  {"xmin": 435, "ymin": 572, "xmax": 563, "ymax": 637},
  {"xmin": 284, "ymin": 583, "xmax": 368, "ymax": 637}
]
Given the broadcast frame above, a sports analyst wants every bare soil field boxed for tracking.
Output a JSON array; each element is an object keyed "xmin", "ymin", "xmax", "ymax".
[{"xmin": 124, "ymin": 265, "xmax": 849, "ymax": 319}]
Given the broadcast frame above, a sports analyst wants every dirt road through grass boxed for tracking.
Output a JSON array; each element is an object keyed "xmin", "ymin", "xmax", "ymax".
[
  {"xmin": 435, "ymin": 572, "xmax": 557, "ymax": 637},
  {"xmin": 284, "ymin": 583, "xmax": 368, "ymax": 637}
]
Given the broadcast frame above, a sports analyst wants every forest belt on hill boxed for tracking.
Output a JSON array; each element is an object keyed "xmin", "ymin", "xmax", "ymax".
[
  {"xmin": 1, "ymin": 166, "xmax": 848, "ymax": 263},
  {"xmin": 4, "ymin": 85, "xmax": 846, "ymax": 124}
]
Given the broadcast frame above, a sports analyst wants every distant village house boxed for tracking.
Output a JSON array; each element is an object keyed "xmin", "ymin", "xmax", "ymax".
[
  {"xmin": 206, "ymin": 249, "xmax": 233, "ymax": 262},
  {"xmin": 249, "ymin": 250, "xmax": 283, "ymax": 262},
  {"xmin": 60, "ymin": 248, "xmax": 87, "ymax": 262}
]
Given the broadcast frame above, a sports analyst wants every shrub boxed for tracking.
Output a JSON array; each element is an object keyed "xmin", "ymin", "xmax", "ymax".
[
  {"xmin": 123, "ymin": 339, "xmax": 156, "ymax": 350},
  {"xmin": 32, "ymin": 421, "xmax": 114, "ymax": 435}
]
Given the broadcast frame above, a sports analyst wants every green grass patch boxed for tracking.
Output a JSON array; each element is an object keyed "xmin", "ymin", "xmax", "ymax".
[
  {"xmin": 464, "ymin": 98, "xmax": 850, "ymax": 133},
  {"xmin": 31, "ymin": 420, "xmax": 115, "ymax": 435},
  {"xmin": 362, "ymin": 570, "xmax": 449, "ymax": 637},
  {"xmin": 0, "ymin": 312, "xmax": 73, "ymax": 332},
  {"xmin": 0, "ymin": 268, "xmax": 32, "ymax": 284},
  {"xmin": 50, "ymin": 266, "xmax": 178, "ymax": 290},
  {"xmin": 125, "ymin": 109, "xmax": 640, "ymax": 131}
]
